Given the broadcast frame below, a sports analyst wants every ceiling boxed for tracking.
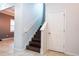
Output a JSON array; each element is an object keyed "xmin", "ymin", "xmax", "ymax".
[{"xmin": 0, "ymin": 7, "xmax": 14, "ymax": 16}]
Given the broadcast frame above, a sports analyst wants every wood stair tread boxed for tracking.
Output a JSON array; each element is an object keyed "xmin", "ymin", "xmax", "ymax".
[
  {"xmin": 26, "ymin": 26, "xmax": 41, "ymax": 53},
  {"xmin": 27, "ymin": 45, "xmax": 40, "ymax": 53},
  {"xmin": 29, "ymin": 41, "xmax": 40, "ymax": 48},
  {"xmin": 32, "ymin": 38, "xmax": 40, "ymax": 42}
]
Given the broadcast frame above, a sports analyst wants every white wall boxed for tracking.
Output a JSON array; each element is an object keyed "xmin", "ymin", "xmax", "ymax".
[
  {"xmin": 14, "ymin": 3, "xmax": 43, "ymax": 51},
  {"xmin": 65, "ymin": 4, "xmax": 79, "ymax": 55},
  {"xmin": 46, "ymin": 3, "xmax": 79, "ymax": 55},
  {"xmin": 14, "ymin": 4, "xmax": 24, "ymax": 50}
]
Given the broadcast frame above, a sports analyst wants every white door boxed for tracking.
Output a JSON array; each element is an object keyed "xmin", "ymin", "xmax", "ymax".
[{"xmin": 47, "ymin": 12, "xmax": 65, "ymax": 52}]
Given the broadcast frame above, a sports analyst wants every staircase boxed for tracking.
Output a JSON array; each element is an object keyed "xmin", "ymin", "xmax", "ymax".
[{"xmin": 26, "ymin": 28, "xmax": 41, "ymax": 53}]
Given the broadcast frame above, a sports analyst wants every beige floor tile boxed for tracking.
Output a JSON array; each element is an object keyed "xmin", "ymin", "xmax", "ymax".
[
  {"xmin": 45, "ymin": 50, "xmax": 68, "ymax": 56},
  {"xmin": 0, "ymin": 38, "xmax": 68, "ymax": 56}
]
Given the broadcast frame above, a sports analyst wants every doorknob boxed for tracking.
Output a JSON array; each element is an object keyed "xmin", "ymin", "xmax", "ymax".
[
  {"xmin": 63, "ymin": 29, "xmax": 65, "ymax": 32},
  {"xmin": 48, "ymin": 32, "xmax": 51, "ymax": 34}
]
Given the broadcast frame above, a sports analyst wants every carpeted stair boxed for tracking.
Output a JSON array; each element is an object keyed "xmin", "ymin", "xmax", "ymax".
[{"xmin": 26, "ymin": 28, "xmax": 41, "ymax": 53}]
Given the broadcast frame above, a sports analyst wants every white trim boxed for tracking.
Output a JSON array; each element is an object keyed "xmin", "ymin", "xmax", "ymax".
[
  {"xmin": 40, "ymin": 47, "xmax": 47, "ymax": 55},
  {"xmin": 64, "ymin": 51, "xmax": 79, "ymax": 56},
  {"xmin": 40, "ymin": 21, "xmax": 47, "ymax": 31},
  {"xmin": 14, "ymin": 47, "xmax": 26, "ymax": 52},
  {"xmin": 40, "ymin": 21, "xmax": 48, "ymax": 55}
]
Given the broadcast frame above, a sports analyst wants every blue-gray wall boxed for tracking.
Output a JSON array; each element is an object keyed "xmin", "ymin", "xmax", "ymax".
[{"xmin": 14, "ymin": 3, "xmax": 44, "ymax": 50}]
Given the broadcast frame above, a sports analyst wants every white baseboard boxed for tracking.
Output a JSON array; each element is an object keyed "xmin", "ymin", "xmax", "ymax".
[
  {"xmin": 43, "ymin": 49, "xmax": 79, "ymax": 56},
  {"xmin": 14, "ymin": 48, "xmax": 26, "ymax": 52},
  {"xmin": 64, "ymin": 51, "xmax": 79, "ymax": 56},
  {"xmin": 2, "ymin": 37, "xmax": 13, "ymax": 40}
]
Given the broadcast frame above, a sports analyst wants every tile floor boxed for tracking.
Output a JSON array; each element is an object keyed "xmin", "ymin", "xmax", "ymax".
[
  {"xmin": 45, "ymin": 50, "xmax": 68, "ymax": 56},
  {"xmin": 0, "ymin": 38, "xmax": 68, "ymax": 56}
]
